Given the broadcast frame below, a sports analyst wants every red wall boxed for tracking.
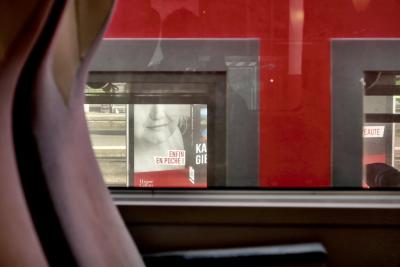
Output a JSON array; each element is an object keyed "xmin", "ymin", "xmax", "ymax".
[{"xmin": 105, "ymin": 0, "xmax": 400, "ymax": 187}]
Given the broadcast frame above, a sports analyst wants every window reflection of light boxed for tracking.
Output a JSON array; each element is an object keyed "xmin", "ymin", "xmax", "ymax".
[
  {"xmin": 290, "ymin": 9, "xmax": 304, "ymax": 24},
  {"xmin": 352, "ymin": 0, "xmax": 371, "ymax": 12}
]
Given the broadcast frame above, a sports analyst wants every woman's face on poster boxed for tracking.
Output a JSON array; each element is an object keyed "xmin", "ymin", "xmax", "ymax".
[{"xmin": 134, "ymin": 104, "xmax": 189, "ymax": 144}]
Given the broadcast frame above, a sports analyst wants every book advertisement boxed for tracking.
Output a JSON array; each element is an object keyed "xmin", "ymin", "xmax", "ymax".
[{"xmin": 132, "ymin": 104, "xmax": 207, "ymax": 187}]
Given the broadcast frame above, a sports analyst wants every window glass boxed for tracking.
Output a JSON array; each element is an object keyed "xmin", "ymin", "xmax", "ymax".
[{"xmin": 84, "ymin": 0, "xmax": 400, "ymax": 189}]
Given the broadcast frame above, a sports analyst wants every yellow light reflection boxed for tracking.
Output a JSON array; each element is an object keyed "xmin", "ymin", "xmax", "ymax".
[
  {"xmin": 290, "ymin": 9, "xmax": 304, "ymax": 24},
  {"xmin": 289, "ymin": 0, "xmax": 304, "ymax": 75}
]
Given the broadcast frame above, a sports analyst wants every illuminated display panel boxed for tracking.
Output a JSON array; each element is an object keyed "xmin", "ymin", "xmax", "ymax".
[
  {"xmin": 85, "ymin": 72, "xmax": 226, "ymax": 188},
  {"xmin": 132, "ymin": 104, "xmax": 207, "ymax": 188}
]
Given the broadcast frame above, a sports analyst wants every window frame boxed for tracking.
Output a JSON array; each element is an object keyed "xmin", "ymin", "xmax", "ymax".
[
  {"xmin": 332, "ymin": 38, "xmax": 400, "ymax": 187},
  {"xmin": 111, "ymin": 189, "xmax": 400, "ymax": 209}
]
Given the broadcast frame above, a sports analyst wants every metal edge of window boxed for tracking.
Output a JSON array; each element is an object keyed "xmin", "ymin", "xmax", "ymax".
[{"xmin": 111, "ymin": 190, "xmax": 400, "ymax": 209}]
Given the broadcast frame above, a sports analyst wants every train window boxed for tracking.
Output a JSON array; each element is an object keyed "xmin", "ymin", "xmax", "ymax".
[
  {"xmin": 332, "ymin": 40, "xmax": 400, "ymax": 188},
  {"xmin": 83, "ymin": 1, "xmax": 400, "ymax": 190}
]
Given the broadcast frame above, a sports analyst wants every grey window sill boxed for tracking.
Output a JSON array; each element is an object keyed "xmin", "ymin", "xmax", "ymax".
[{"xmin": 111, "ymin": 190, "xmax": 400, "ymax": 209}]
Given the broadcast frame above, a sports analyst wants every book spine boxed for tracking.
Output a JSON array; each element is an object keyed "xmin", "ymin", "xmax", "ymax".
[{"xmin": 188, "ymin": 105, "xmax": 207, "ymax": 184}]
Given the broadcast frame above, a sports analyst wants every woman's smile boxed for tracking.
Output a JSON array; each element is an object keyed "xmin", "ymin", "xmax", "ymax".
[
  {"xmin": 146, "ymin": 122, "xmax": 170, "ymax": 131},
  {"xmin": 134, "ymin": 104, "xmax": 189, "ymax": 144}
]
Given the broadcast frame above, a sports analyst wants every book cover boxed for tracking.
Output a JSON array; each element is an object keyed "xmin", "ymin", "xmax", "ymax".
[{"xmin": 132, "ymin": 104, "xmax": 207, "ymax": 187}]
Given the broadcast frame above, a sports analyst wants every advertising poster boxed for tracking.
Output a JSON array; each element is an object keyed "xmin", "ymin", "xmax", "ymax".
[{"xmin": 132, "ymin": 104, "xmax": 207, "ymax": 188}]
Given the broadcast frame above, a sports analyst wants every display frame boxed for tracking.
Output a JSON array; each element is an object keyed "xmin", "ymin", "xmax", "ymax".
[{"xmin": 88, "ymin": 38, "xmax": 260, "ymax": 187}]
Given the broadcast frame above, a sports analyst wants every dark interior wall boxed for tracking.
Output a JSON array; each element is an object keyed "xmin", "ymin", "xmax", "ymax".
[{"xmin": 119, "ymin": 204, "xmax": 400, "ymax": 267}]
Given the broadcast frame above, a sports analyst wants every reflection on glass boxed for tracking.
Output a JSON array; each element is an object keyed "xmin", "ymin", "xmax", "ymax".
[{"xmin": 133, "ymin": 104, "xmax": 188, "ymax": 173}]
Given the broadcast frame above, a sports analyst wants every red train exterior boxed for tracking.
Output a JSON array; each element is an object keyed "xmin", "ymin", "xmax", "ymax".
[{"xmin": 104, "ymin": 0, "xmax": 400, "ymax": 187}]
